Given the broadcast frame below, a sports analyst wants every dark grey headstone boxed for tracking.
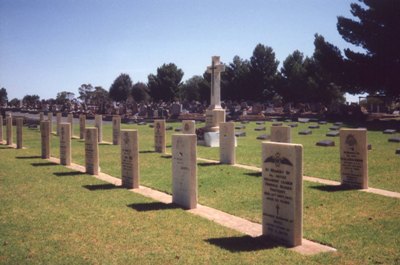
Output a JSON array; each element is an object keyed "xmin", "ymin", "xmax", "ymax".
[
  {"xmin": 299, "ymin": 130, "xmax": 312, "ymax": 135},
  {"xmin": 256, "ymin": 121, "xmax": 265, "ymax": 125},
  {"xmin": 383, "ymin": 129, "xmax": 396, "ymax": 134},
  {"xmin": 368, "ymin": 144, "xmax": 372, "ymax": 150},
  {"xmin": 308, "ymin": 125, "xmax": 320, "ymax": 129},
  {"xmin": 334, "ymin": 122, "xmax": 343, "ymax": 126},
  {"xmin": 235, "ymin": 131, "xmax": 246, "ymax": 137},
  {"xmin": 298, "ymin": 118, "xmax": 310, "ymax": 123},
  {"xmin": 175, "ymin": 127, "xmax": 182, "ymax": 132},
  {"xmin": 284, "ymin": 119, "xmax": 292, "ymax": 122},
  {"xmin": 326, "ymin": 131, "xmax": 340, "ymax": 137},
  {"xmin": 235, "ymin": 125, "xmax": 246, "ymax": 129},
  {"xmin": 272, "ymin": 122, "xmax": 283, "ymax": 126},
  {"xmin": 241, "ymin": 121, "xmax": 250, "ymax": 124},
  {"xmin": 318, "ymin": 121, "xmax": 327, "ymax": 125},
  {"xmin": 288, "ymin": 123, "xmax": 298, "ymax": 128},
  {"xmin": 255, "ymin": 126, "xmax": 266, "ymax": 131},
  {"xmin": 396, "ymin": 148, "xmax": 400, "ymax": 155},
  {"xmin": 388, "ymin": 137, "xmax": 400, "ymax": 143},
  {"xmin": 256, "ymin": 134, "xmax": 269, "ymax": 140},
  {"xmin": 138, "ymin": 122, "xmax": 147, "ymax": 125},
  {"xmin": 166, "ymin": 126, "xmax": 173, "ymax": 131},
  {"xmin": 329, "ymin": 126, "xmax": 340, "ymax": 131},
  {"xmin": 316, "ymin": 140, "xmax": 335, "ymax": 147}
]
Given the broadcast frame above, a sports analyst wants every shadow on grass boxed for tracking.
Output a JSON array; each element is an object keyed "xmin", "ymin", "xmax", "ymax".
[
  {"xmin": 0, "ymin": 145, "xmax": 14, "ymax": 149},
  {"xmin": 161, "ymin": 155, "xmax": 172, "ymax": 159},
  {"xmin": 54, "ymin": 171, "xmax": 86, "ymax": 177},
  {"xmin": 166, "ymin": 145, "xmax": 172, "ymax": 148},
  {"xmin": 16, "ymin": 155, "xmax": 42, "ymax": 159},
  {"xmin": 205, "ymin": 235, "xmax": 280, "ymax": 252},
  {"xmin": 127, "ymin": 202, "xmax": 180, "ymax": 212},
  {"xmin": 244, "ymin": 171, "xmax": 262, "ymax": 177},
  {"xmin": 198, "ymin": 162, "xmax": 221, "ymax": 167},
  {"xmin": 311, "ymin": 184, "xmax": 358, "ymax": 192},
  {"xmin": 139, "ymin": 150, "xmax": 155, "ymax": 154},
  {"xmin": 83, "ymin": 184, "xmax": 124, "ymax": 191},
  {"xmin": 31, "ymin": 162, "xmax": 58, "ymax": 167}
]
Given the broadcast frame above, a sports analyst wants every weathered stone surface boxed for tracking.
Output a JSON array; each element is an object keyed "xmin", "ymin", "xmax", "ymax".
[
  {"xmin": 388, "ymin": 137, "xmax": 400, "ymax": 143},
  {"xmin": 205, "ymin": 109, "xmax": 225, "ymax": 132},
  {"xmin": 255, "ymin": 126, "xmax": 266, "ymax": 131},
  {"xmin": 270, "ymin": 126, "xmax": 291, "ymax": 143},
  {"xmin": 298, "ymin": 130, "xmax": 312, "ymax": 135},
  {"xmin": 60, "ymin": 123, "xmax": 71, "ymax": 166},
  {"xmin": 340, "ymin": 129, "xmax": 368, "ymax": 189},
  {"xmin": 257, "ymin": 134, "xmax": 270, "ymax": 140},
  {"xmin": 326, "ymin": 131, "xmax": 340, "ymax": 137},
  {"xmin": 40, "ymin": 121, "xmax": 50, "ymax": 158},
  {"xmin": 154, "ymin": 120, "xmax": 166, "ymax": 153},
  {"xmin": 79, "ymin": 114, "xmax": 86, "ymax": 139},
  {"xmin": 316, "ymin": 140, "xmax": 335, "ymax": 147},
  {"xmin": 94, "ymin": 115, "xmax": 103, "ymax": 143},
  {"xmin": 112, "ymin": 115, "xmax": 121, "ymax": 145},
  {"xmin": 121, "ymin": 129, "xmax": 139, "ymax": 189},
  {"xmin": 16, "ymin": 117, "xmax": 23, "ymax": 149},
  {"xmin": 182, "ymin": 120, "xmax": 196, "ymax": 134},
  {"xmin": 85, "ymin": 127, "xmax": 99, "ymax": 175},
  {"xmin": 220, "ymin": 122, "xmax": 235, "ymax": 164},
  {"xmin": 383, "ymin": 129, "xmax": 396, "ymax": 134},
  {"xmin": 262, "ymin": 142, "xmax": 303, "ymax": 247},
  {"xmin": 172, "ymin": 134, "xmax": 197, "ymax": 209}
]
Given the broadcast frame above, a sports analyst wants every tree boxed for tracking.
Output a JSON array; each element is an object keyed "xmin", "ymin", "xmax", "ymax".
[
  {"xmin": 55, "ymin": 91, "xmax": 74, "ymax": 104},
  {"xmin": 249, "ymin": 44, "xmax": 279, "ymax": 100},
  {"xmin": 91, "ymin": 86, "xmax": 109, "ymax": 106},
  {"xmin": 222, "ymin": 56, "xmax": 251, "ymax": 101},
  {"xmin": 148, "ymin": 63, "xmax": 184, "ymax": 101},
  {"xmin": 109, "ymin": 74, "xmax": 133, "ymax": 102},
  {"xmin": 131, "ymin": 82, "xmax": 150, "ymax": 102},
  {"xmin": 78, "ymin": 84, "xmax": 94, "ymax": 104},
  {"xmin": 0, "ymin": 87, "xmax": 8, "ymax": 105},
  {"xmin": 22, "ymin": 94, "xmax": 40, "ymax": 107},
  {"xmin": 9, "ymin": 98, "xmax": 20, "ymax": 107},
  {"xmin": 181, "ymin": 75, "xmax": 209, "ymax": 102},
  {"xmin": 318, "ymin": 0, "xmax": 400, "ymax": 98}
]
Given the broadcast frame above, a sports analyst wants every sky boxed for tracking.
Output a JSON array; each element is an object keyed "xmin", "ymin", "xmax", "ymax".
[{"xmin": 0, "ymin": 0, "xmax": 363, "ymax": 102}]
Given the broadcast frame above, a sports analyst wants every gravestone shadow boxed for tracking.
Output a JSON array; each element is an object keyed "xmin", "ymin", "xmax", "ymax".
[
  {"xmin": 205, "ymin": 235, "xmax": 280, "ymax": 252},
  {"xmin": 244, "ymin": 171, "xmax": 262, "ymax": 177},
  {"xmin": 31, "ymin": 162, "xmax": 58, "ymax": 167},
  {"xmin": 83, "ymin": 184, "xmax": 124, "ymax": 191},
  {"xmin": 197, "ymin": 162, "xmax": 222, "ymax": 167},
  {"xmin": 16, "ymin": 155, "xmax": 42, "ymax": 159},
  {"xmin": 139, "ymin": 150, "xmax": 155, "ymax": 154},
  {"xmin": 161, "ymin": 155, "xmax": 172, "ymax": 159},
  {"xmin": 311, "ymin": 184, "xmax": 358, "ymax": 192},
  {"xmin": 127, "ymin": 202, "xmax": 180, "ymax": 212},
  {"xmin": 54, "ymin": 171, "xmax": 86, "ymax": 177}
]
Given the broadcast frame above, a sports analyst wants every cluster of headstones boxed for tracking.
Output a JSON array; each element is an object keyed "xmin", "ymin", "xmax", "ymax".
[{"xmin": 0, "ymin": 113, "xmax": 24, "ymax": 149}]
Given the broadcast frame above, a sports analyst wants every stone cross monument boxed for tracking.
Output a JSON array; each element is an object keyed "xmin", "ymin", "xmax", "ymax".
[{"xmin": 205, "ymin": 56, "xmax": 226, "ymax": 132}]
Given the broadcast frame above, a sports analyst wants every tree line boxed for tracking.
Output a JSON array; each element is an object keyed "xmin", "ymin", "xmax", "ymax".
[{"xmin": 2, "ymin": 0, "xmax": 398, "ymax": 107}]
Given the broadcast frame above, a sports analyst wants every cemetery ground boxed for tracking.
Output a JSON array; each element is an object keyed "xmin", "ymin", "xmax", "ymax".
[{"xmin": 1, "ymin": 120, "xmax": 399, "ymax": 264}]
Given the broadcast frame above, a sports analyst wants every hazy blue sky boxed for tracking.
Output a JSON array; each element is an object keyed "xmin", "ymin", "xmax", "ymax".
[{"xmin": 0, "ymin": 0, "xmax": 361, "ymax": 101}]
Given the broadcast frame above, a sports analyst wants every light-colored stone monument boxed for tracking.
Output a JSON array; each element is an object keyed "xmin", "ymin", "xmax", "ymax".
[
  {"xmin": 262, "ymin": 142, "xmax": 303, "ymax": 247},
  {"xmin": 6, "ymin": 116, "xmax": 12, "ymax": 146},
  {"xmin": 16, "ymin": 117, "xmax": 23, "ymax": 149},
  {"xmin": 154, "ymin": 119, "xmax": 166, "ymax": 153},
  {"xmin": 47, "ymin": 113, "xmax": 53, "ymax": 134},
  {"xmin": 79, "ymin": 114, "xmax": 86, "ymax": 139},
  {"xmin": 39, "ymin": 112, "xmax": 44, "ymax": 122},
  {"xmin": 56, "ymin": 112, "xmax": 62, "ymax": 135},
  {"xmin": 121, "ymin": 129, "xmax": 139, "ymax": 189},
  {"xmin": 172, "ymin": 134, "xmax": 197, "ymax": 209},
  {"xmin": 205, "ymin": 56, "xmax": 226, "ymax": 133},
  {"xmin": 182, "ymin": 120, "xmax": 196, "ymax": 134},
  {"xmin": 340, "ymin": 128, "xmax": 368, "ymax": 189},
  {"xmin": 67, "ymin": 113, "xmax": 73, "ymax": 138},
  {"xmin": 270, "ymin": 126, "xmax": 291, "ymax": 143},
  {"xmin": 0, "ymin": 115, "xmax": 3, "ymax": 143},
  {"xmin": 40, "ymin": 121, "xmax": 51, "ymax": 159},
  {"xmin": 112, "ymin": 115, "xmax": 121, "ymax": 145},
  {"xmin": 85, "ymin": 127, "xmax": 99, "ymax": 175},
  {"xmin": 60, "ymin": 123, "xmax": 71, "ymax": 166},
  {"xmin": 219, "ymin": 122, "xmax": 235, "ymax": 164},
  {"xmin": 94, "ymin": 115, "xmax": 103, "ymax": 143}
]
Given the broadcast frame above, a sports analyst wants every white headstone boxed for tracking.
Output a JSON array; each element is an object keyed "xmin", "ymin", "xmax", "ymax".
[
  {"xmin": 6, "ymin": 116, "xmax": 12, "ymax": 145},
  {"xmin": 60, "ymin": 123, "xmax": 71, "ymax": 165},
  {"xmin": 121, "ymin": 129, "xmax": 140, "ymax": 189},
  {"xmin": 85, "ymin": 127, "xmax": 99, "ymax": 175},
  {"xmin": 112, "ymin": 115, "xmax": 121, "ymax": 145},
  {"xmin": 219, "ymin": 122, "xmax": 235, "ymax": 164},
  {"xmin": 79, "ymin": 114, "xmax": 86, "ymax": 139},
  {"xmin": 182, "ymin": 120, "xmax": 196, "ymax": 134},
  {"xmin": 56, "ymin": 112, "xmax": 62, "ymax": 135},
  {"xmin": 94, "ymin": 115, "xmax": 103, "ymax": 143},
  {"xmin": 270, "ymin": 126, "xmax": 291, "ymax": 143},
  {"xmin": 16, "ymin": 117, "xmax": 23, "ymax": 149},
  {"xmin": 40, "ymin": 121, "xmax": 51, "ymax": 159},
  {"xmin": 154, "ymin": 119, "xmax": 166, "ymax": 153}
]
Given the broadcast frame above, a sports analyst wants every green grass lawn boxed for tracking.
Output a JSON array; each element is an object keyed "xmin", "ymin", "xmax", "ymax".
[{"xmin": 1, "ymin": 122, "xmax": 399, "ymax": 264}]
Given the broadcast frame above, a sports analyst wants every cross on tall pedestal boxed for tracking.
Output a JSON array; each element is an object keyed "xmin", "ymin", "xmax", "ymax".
[{"xmin": 207, "ymin": 56, "xmax": 225, "ymax": 110}]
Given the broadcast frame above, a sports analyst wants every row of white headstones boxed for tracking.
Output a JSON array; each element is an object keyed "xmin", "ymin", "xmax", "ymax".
[{"xmin": 28, "ymin": 113, "xmax": 367, "ymax": 248}]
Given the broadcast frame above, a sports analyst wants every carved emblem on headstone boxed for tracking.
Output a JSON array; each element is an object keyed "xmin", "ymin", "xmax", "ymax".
[{"xmin": 264, "ymin": 152, "xmax": 293, "ymax": 167}]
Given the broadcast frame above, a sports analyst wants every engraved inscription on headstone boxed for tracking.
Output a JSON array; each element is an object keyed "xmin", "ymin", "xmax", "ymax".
[
  {"xmin": 340, "ymin": 129, "xmax": 368, "ymax": 189},
  {"xmin": 94, "ymin": 115, "xmax": 103, "ymax": 143},
  {"xmin": 85, "ymin": 127, "xmax": 99, "ymax": 175},
  {"xmin": 6, "ymin": 116, "xmax": 12, "ymax": 145},
  {"xmin": 262, "ymin": 142, "xmax": 303, "ymax": 247},
  {"xmin": 270, "ymin": 126, "xmax": 291, "ymax": 143},
  {"xmin": 219, "ymin": 122, "xmax": 235, "ymax": 165},
  {"xmin": 172, "ymin": 134, "xmax": 197, "ymax": 209},
  {"xmin": 16, "ymin": 117, "xmax": 23, "ymax": 149},
  {"xmin": 112, "ymin": 115, "xmax": 121, "ymax": 145},
  {"xmin": 182, "ymin": 120, "xmax": 196, "ymax": 134},
  {"xmin": 79, "ymin": 114, "xmax": 86, "ymax": 139},
  {"xmin": 154, "ymin": 120, "xmax": 166, "ymax": 153},
  {"xmin": 60, "ymin": 123, "xmax": 71, "ymax": 165},
  {"xmin": 40, "ymin": 121, "xmax": 51, "ymax": 159},
  {"xmin": 121, "ymin": 129, "xmax": 139, "ymax": 189}
]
